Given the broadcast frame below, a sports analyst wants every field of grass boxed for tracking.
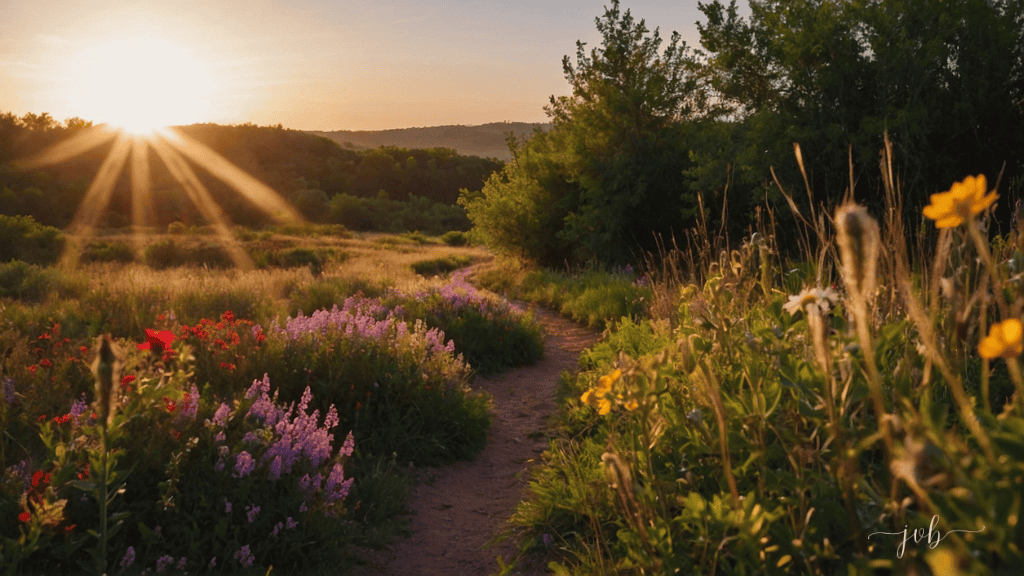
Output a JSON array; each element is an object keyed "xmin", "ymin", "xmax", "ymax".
[{"xmin": 0, "ymin": 226, "xmax": 545, "ymax": 575}]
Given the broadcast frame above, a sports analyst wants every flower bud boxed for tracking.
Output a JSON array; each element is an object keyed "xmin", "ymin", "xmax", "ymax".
[
  {"xmin": 90, "ymin": 335, "xmax": 124, "ymax": 427},
  {"xmin": 835, "ymin": 203, "xmax": 879, "ymax": 305}
]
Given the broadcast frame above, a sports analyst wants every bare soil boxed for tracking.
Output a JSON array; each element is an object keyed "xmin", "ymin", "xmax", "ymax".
[{"xmin": 349, "ymin": 300, "xmax": 602, "ymax": 576}]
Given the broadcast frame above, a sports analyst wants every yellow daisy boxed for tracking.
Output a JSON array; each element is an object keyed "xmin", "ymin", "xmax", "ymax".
[
  {"xmin": 978, "ymin": 318, "xmax": 1023, "ymax": 360},
  {"xmin": 922, "ymin": 174, "xmax": 998, "ymax": 228}
]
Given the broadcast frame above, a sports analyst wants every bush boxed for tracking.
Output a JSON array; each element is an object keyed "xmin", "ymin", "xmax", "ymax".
[
  {"xmin": 410, "ymin": 255, "xmax": 472, "ymax": 277},
  {"xmin": 81, "ymin": 241, "xmax": 134, "ymax": 264},
  {"xmin": 166, "ymin": 221, "xmax": 187, "ymax": 235},
  {"xmin": 440, "ymin": 230, "xmax": 468, "ymax": 246},
  {"xmin": 0, "ymin": 260, "xmax": 88, "ymax": 303},
  {"xmin": 0, "ymin": 215, "xmax": 65, "ymax": 266},
  {"xmin": 143, "ymin": 240, "xmax": 233, "ymax": 270}
]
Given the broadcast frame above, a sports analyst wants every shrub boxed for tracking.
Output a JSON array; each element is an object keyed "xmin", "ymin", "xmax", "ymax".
[
  {"xmin": 0, "ymin": 261, "xmax": 88, "ymax": 303},
  {"xmin": 410, "ymin": 254, "xmax": 472, "ymax": 277},
  {"xmin": 0, "ymin": 215, "xmax": 65, "ymax": 266},
  {"xmin": 440, "ymin": 230, "xmax": 468, "ymax": 246},
  {"xmin": 81, "ymin": 241, "xmax": 134, "ymax": 264}
]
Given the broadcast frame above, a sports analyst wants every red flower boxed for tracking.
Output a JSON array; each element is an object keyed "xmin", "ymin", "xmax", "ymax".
[
  {"xmin": 51, "ymin": 323, "xmax": 60, "ymax": 334},
  {"xmin": 44, "ymin": 473, "xmax": 50, "ymax": 484},
  {"xmin": 220, "ymin": 362, "xmax": 236, "ymax": 371},
  {"xmin": 222, "ymin": 311, "xmax": 235, "ymax": 322},
  {"xmin": 32, "ymin": 470, "xmax": 44, "ymax": 487},
  {"xmin": 18, "ymin": 512, "xmax": 30, "ymax": 523},
  {"xmin": 355, "ymin": 401, "xmax": 362, "ymax": 411},
  {"xmin": 138, "ymin": 329, "xmax": 175, "ymax": 353},
  {"xmin": 39, "ymin": 359, "xmax": 52, "ymax": 368},
  {"xmin": 28, "ymin": 365, "xmax": 37, "ymax": 373},
  {"xmin": 64, "ymin": 524, "xmax": 76, "ymax": 532},
  {"xmin": 38, "ymin": 333, "xmax": 51, "ymax": 340},
  {"xmin": 79, "ymin": 346, "xmax": 89, "ymax": 354},
  {"xmin": 157, "ymin": 314, "xmax": 165, "ymax": 322},
  {"xmin": 163, "ymin": 397, "xmax": 177, "ymax": 413},
  {"xmin": 37, "ymin": 414, "xmax": 46, "ymax": 422},
  {"xmin": 121, "ymin": 375, "xmax": 136, "ymax": 385}
]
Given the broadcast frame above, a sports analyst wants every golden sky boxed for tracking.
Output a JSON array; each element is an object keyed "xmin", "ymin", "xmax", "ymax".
[{"xmin": 0, "ymin": 0, "xmax": 727, "ymax": 131}]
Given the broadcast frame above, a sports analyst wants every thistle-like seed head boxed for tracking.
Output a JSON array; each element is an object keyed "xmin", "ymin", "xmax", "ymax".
[
  {"xmin": 90, "ymin": 335, "xmax": 124, "ymax": 427},
  {"xmin": 835, "ymin": 203, "xmax": 880, "ymax": 305}
]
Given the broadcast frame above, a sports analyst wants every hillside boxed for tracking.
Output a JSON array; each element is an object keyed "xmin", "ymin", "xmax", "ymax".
[{"xmin": 308, "ymin": 122, "xmax": 551, "ymax": 162}]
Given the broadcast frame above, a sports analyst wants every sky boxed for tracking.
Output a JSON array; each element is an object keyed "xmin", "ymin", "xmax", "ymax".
[{"xmin": 1, "ymin": 0, "xmax": 746, "ymax": 132}]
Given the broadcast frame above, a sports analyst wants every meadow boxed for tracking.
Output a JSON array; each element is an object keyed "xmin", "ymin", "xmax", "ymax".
[
  {"xmin": 3, "ymin": 157, "xmax": 1024, "ymax": 576},
  {"xmin": 478, "ymin": 155, "xmax": 1024, "ymax": 574},
  {"xmin": 0, "ymin": 223, "xmax": 545, "ymax": 575}
]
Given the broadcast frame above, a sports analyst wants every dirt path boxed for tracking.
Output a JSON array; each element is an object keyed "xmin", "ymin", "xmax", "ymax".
[{"xmin": 350, "ymin": 301, "xmax": 602, "ymax": 576}]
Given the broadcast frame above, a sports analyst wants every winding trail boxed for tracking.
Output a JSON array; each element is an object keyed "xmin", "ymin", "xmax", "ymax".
[{"xmin": 350, "ymin": 300, "xmax": 602, "ymax": 576}]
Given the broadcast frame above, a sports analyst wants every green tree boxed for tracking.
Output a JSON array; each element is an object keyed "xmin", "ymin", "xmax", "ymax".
[
  {"xmin": 695, "ymin": 0, "xmax": 1024, "ymax": 247},
  {"xmin": 548, "ymin": 0, "xmax": 704, "ymax": 263},
  {"xmin": 463, "ymin": 0, "xmax": 707, "ymax": 265}
]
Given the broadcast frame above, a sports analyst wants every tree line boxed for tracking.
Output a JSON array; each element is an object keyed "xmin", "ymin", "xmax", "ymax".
[
  {"xmin": 0, "ymin": 114, "xmax": 502, "ymax": 231},
  {"xmin": 461, "ymin": 0, "xmax": 1024, "ymax": 266}
]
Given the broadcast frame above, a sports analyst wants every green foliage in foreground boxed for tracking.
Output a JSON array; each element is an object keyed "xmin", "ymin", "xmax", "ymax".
[
  {"xmin": 0, "ymin": 266, "xmax": 547, "ymax": 573},
  {"xmin": 410, "ymin": 254, "xmax": 472, "ymax": 277},
  {"xmin": 506, "ymin": 197, "xmax": 1024, "ymax": 574}
]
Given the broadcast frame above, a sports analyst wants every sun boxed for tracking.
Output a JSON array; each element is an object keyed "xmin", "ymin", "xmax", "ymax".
[{"xmin": 65, "ymin": 35, "xmax": 215, "ymax": 135}]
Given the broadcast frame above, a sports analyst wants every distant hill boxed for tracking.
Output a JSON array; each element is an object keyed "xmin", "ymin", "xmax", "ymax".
[{"xmin": 308, "ymin": 122, "xmax": 552, "ymax": 162}]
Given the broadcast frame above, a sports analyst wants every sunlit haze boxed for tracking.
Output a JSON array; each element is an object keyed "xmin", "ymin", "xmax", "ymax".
[{"xmin": 0, "ymin": 0, "xmax": 743, "ymax": 131}]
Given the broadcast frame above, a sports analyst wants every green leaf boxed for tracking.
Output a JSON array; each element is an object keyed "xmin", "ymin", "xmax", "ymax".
[{"xmin": 67, "ymin": 480, "xmax": 98, "ymax": 493}]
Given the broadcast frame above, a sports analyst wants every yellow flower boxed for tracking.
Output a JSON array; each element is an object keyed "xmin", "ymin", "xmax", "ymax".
[
  {"xmin": 922, "ymin": 174, "xmax": 998, "ymax": 228},
  {"xmin": 580, "ymin": 369, "xmax": 622, "ymax": 416},
  {"xmin": 978, "ymin": 318, "xmax": 1023, "ymax": 360}
]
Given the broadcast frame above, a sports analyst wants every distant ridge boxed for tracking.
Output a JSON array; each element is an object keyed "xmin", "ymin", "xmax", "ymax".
[{"xmin": 307, "ymin": 121, "xmax": 551, "ymax": 162}]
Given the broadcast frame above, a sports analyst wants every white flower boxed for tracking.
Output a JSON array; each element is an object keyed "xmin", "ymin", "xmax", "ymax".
[{"xmin": 783, "ymin": 287, "xmax": 839, "ymax": 316}]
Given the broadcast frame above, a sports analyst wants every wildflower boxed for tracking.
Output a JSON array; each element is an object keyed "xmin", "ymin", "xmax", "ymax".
[
  {"xmin": 835, "ymin": 203, "xmax": 880, "ymax": 305},
  {"xmin": 233, "ymin": 451, "xmax": 255, "ymax": 478},
  {"xmin": 246, "ymin": 504, "xmax": 260, "ymax": 523},
  {"xmin": 923, "ymin": 174, "xmax": 998, "ymax": 228},
  {"xmin": 28, "ymin": 365, "xmax": 37, "ymax": 373},
  {"xmin": 180, "ymin": 385, "xmax": 199, "ymax": 419},
  {"xmin": 176, "ymin": 557, "xmax": 187, "ymax": 571},
  {"xmin": 208, "ymin": 557, "xmax": 217, "ymax": 569},
  {"xmin": 39, "ymin": 359, "xmax": 52, "ymax": 368},
  {"xmin": 581, "ymin": 369, "xmax": 621, "ymax": 415},
  {"xmin": 18, "ymin": 511, "xmax": 30, "ymax": 522},
  {"xmin": 234, "ymin": 545, "xmax": 254, "ymax": 568},
  {"xmin": 69, "ymin": 394, "xmax": 88, "ymax": 426},
  {"xmin": 138, "ymin": 328, "xmax": 175, "ymax": 354},
  {"xmin": 285, "ymin": 516, "xmax": 298, "ymax": 529},
  {"xmin": 3, "ymin": 378, "xmax": 14, "ymax": 404},
  {"xmin": 222, "ymin": 310, "xmax": 235, "ymax": 322},
  {"xmin": 268, "ymin": 455, "xmax": 283, "ymax": 481},
  {"xmin": 783, "ymin": 287, "xmax": 839, "ymax": 316},
  {"xmin": 211, "ymin": 402, "xmax": 232, "ymax": 427},
  {"xmin": 223, "ymin": 497, "xmax": 232, "ymax": 513},
  {"xmin": 156, "ymin": 555, "xmax": 174, "ymax": 572},
  {"xmin": 90, "ymin": 335, "xmax": 125, "ymax": 426},
  {"xmin": 978, "ymin": 319, "xmax": 1023, "ymax": 360},
  {"xmin": 120, "ymin": 546, "xmax": 135, "ymax": 568}
]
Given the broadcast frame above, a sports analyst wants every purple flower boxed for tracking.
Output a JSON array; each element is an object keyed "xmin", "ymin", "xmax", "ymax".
[
  {"xmin": 211, "ymin": 402, "xmax": 231, "ymax": 427},
  {"xmin": 208, "ymin": 557, "xmax": 217, "ymax": 569},
  {"xmin": 270, "ymin": 521, "xmax": 283, "ymax": 537},
  {"xmin": 215, "ymin": 430, "xmax": 226, "ymax": 444},
  {"xmin": 325, "ymin": 462, "xmax": 353, "ymax": 504},
  {"xmin": 2, "ymin": 377, "xmax": 15, "ymax": 404},
  {"xmin": 120, "ymin": 546, "xmax": 136, "ymax": 568},
  {"xmin": 340, "ymin": 432, "xmax": 355, "ymax": 457},
  {"xmin": 286, "ymin": 516, "xmax": 298, "ymax": 529},
  {"xmin": 180, "ymin": 384, "xmax": 199, "ymax": 419},
  {"xmin": 156, "ymin": 554, "xmax": 174, "ymax": 572},
  {"xmin": 268, "ymin": 454, "xmax": 283, "ymax": 481},
  {"xmin": 234, "ymin": 544, "xmax": 254, "ymax": 568},
  {"xmin": 246, "ymin": 503, "xmax": 260, "ymax": 523},
  {"xmin": 223, "ymin": 497, "xmax": 232, "ymax": 514},
  {"xmin": 543, "ymin": 533, "xmax": 554, "ymax": 547},
  {"xmin": 69, "ymin": 393, "xmax": 88, "ymax": 426},
  {"xmin": 233, "ymin": 451, "xmax": 255, "ymax": 478},
  {"xmin": 176, "ymin": 557, "xmax": 187, "ymax": 571}
]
